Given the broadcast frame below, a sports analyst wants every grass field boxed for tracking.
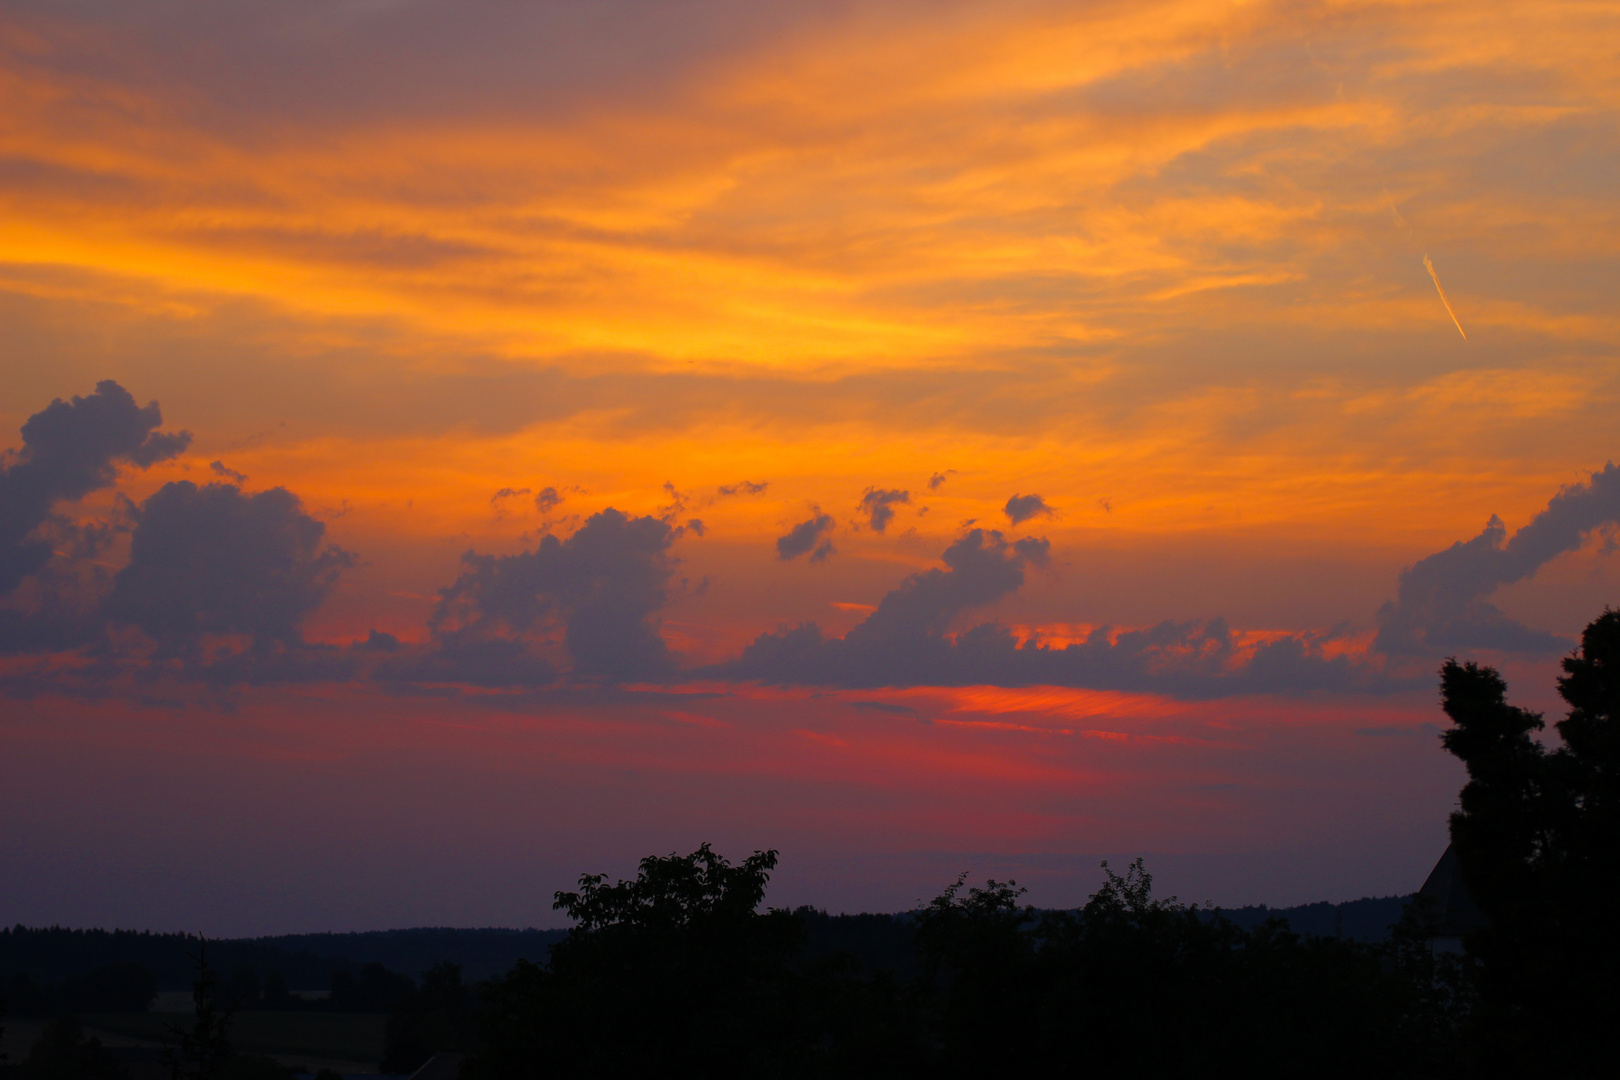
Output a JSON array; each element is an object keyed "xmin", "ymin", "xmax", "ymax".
[{"xmin": 82, "ymin": 1011, "xmax": 389, "ymax": 1064}]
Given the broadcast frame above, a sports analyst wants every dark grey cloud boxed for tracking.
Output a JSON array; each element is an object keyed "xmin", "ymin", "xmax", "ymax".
[
  {"xmin": 928, "ymin": 470, "xmax": 955, "ymax": 490},
  {"xmin": 0, "ymin": 380, "xmax": 190, "ymax": 594},
  {"xmin": 725, "ymin": 529, "xmax": 1048, "ymax": 686},
  {"xmin": 103, "ymin": 481, "xmax": 354, "ymax": 651},
  {"xmin": 209, "ymin": 460, "xmax": 248, "ymax": 483},
  {"xmin": 722, "ymin": 528, "xmax": 1379, "ymax": 696},
  {"xmin": 1374, "ymin": 462, "xmax": 1620, "ymax": 655},
  {"xmin": 380, "ymin": 633, "xmax": 558, "ymax": 690},
  {"xmin": 858, "ymin": 487, "xmax": 910, "ymax": 532},
  {"xmin": 410, "ymin": 508, "xmax": 679, "ymax": 685},
  {"xmin": 1004, "ymin": 493, "xmax": 1054, "ymax": 526},
  {"xmin": 776, "ymin": 512, "xmax": 835, "ymax": 562},
  {"xmin": 535, "ymin": 486, "xmax": 564, "ymax": 513},
  {"xmin": 718, "ymin": 480, "xmax": 768, "ymax": 496}
]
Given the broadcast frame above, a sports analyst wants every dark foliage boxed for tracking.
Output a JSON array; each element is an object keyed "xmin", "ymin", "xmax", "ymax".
[
  {"xmin": 795, "ymin": 909, "xmax": 916, "ymax": 975},
  {"xmin": 379, "ymin": 962, "xmax": 474, "ymax": 1074},
  {"xmin": 913, "ymin": 861, "xmax": 1466, "ymax": 1080},
  {"xmin": 1439, "ymin": 608, "xmax": 1620, "ymax": 1077},
  {"xmin": 468, "ymin": 844, "xmax": 814, "ymax": 1080},
  {"xmin": 464, "ymin": 846, "xmax": 1468, "ymax": 1080}
]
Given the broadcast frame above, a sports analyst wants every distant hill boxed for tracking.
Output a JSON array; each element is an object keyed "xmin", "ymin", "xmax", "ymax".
[
  {"xmin": 0, "ymin": 926, "xmax": 356, "ymax": 991},
  {"xmin": 242, "ymin": 928, "xmax": 569, "ymax": 983},
  {"xmin": 2, "ymin": 895, "xmax": 1417, "ymax": 998},
  {"xmin": 1202, "ymin": 894, "xmax": 1414, "ymax": 941}
]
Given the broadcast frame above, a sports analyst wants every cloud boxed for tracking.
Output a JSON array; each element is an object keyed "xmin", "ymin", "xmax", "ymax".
[
  {"xmin": 776, "ymin": 512, "xmax": 835, "ymax": 561},
  {"xmin": 727, "ymin": 529, "xmax": 1048, "ymax": 686},
  {"xmin": 210, "ymin": 461, "xmax": 248, "ymax": 483},
  {"xmin": 722, "ymin": 527, "xmax": 1379, "ymax": 695},
  {"xmin": 846, "ymin": 700, "xmax": 918, "ymax": 716},
  {"xmin": 1374, "ymin": 463, "xmax": 1620, "ymax": 655},
  {"xmin": 380, "ymin": 633, "xmax": 558, "ymax": 690},
  {"xmin": 0, "ymin": 381, "xmax": 190, "ymax": 595},
  {"xmin": 928, "ymin": 470, "xmax": 955, "ymax": 490},
  {"xmin": 1003, "ymin": 493, "xmax": 1054, "ymax": 526},
  {"xmin": 718, "ymin": 480, "xmax": 768, "ymax": 496},
  {"xmin": 858, "ymin": 487, "xmax": 910, "ymax": 532},
  {"xmin": 535, "ymin": 486, "xmax": 564, "ymax": 513},
  {"xmin": 103, "ymin": 481, "xmax": 355, "ymax": 651},
  {"xmin": 413, "ymin": 508, "xmax": 679, "ymax": 685}
]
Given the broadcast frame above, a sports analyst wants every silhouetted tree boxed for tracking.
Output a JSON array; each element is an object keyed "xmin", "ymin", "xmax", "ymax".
[
  {"xmin": 465, "ymin": 848, "xmax": 1465, "ymax": 1079},
  {"xmin": 1440, "ymin": 608, "xmax": 1620, "ymax": 1076},
  {"xmin": 913, "ymin": 874, "xmax": 1035, "ymax": 1074},
  {"xmin": 468, "ymin": 844, "xmax": 809, "ymax": 1079},
  {"xmin": 164, "ymin": 939, "xmax": 232, "ymax": 1080},
  {"xmin": 909, "ymin": 858, "xmax": 1462, "ymax": 1079}
]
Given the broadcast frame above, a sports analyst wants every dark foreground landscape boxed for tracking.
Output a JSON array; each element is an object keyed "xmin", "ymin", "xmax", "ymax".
[{"xmin": 6, "ymin": 612, "xmax": 1620, "ymax": 1080}]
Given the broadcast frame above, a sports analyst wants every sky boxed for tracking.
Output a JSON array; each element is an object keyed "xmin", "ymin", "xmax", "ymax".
[{"xmin": 2, "ymin": 0, "xmax": 1619, "ymax": 936}]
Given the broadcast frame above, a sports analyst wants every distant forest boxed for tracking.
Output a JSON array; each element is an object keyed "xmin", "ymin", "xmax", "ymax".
[{"xmin": 0, "ymin": 891, "xmax": 1408, "ymax": 995}]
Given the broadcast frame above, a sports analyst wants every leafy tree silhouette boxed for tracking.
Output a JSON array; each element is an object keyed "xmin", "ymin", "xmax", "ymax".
[
  {"xmin": 1440, "ymin": 608, "xmax": 1620, "ymax": 1077},
  {"xmin": 468, "ymin": 843, "xmax": 808, "ymax": 1079}
]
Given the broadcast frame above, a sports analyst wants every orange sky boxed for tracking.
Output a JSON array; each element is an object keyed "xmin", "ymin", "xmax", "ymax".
[{"xmin": 1, "ymin": 0, "xmax": 1618, "ymax": 931}]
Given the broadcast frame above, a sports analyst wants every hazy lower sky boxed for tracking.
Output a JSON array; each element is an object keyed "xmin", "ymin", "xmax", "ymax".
[{"xmin": 3, "ymin": 0, "xmax": 1618, "ymax": 934}]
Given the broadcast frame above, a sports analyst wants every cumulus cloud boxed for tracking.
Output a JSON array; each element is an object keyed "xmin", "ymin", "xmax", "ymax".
[
  {"xmin": 718, "ymin": 480, "xmax": 768, "ymax": 496},
  {"xmin": 858, "ymin": 487, "xmax": 910, "ymax": 532},
  {"xmin": 103, "ymin": 481, "xmax": 355, "ymax": 650},
  {"xmin": 0, "ymin": 381, "xmax": 190, "ymax": 595},
  {"xmin": 776, "ymin": 512, "xmax": 835, "ymax": 562},
  {"xmin": 723, "ymin": 528, "xmax": 1373, "ymax": 695},
  {"xmin": 413, "ymin": 508, "xmax": 679, "ymax": 685},
  {"xmin": 1374, "ymin": 463, "xmax": 1620, "ymax": 655},
  {"xmin": 727, "ymin": 529, "xmax": 1049, "ymax": 685},
  {"xmin": 1003, "ymin": 493, "xmax": 1054, "ymax": 526}
]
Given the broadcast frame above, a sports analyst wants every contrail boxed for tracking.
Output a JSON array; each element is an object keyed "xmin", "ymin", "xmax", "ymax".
[
  {"xmin": 1423, "ymin": 254, "xmax": 1467, "ymax": 341},
  {"xmin": 1384, "ymin": 189, "xmax": 1408, "ymax": 229}
]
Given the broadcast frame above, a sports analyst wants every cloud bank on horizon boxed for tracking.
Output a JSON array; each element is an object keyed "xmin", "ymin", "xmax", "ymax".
[{"xmin": 2, "ymin": 382, "xmax": 1616, "ymax": 703}]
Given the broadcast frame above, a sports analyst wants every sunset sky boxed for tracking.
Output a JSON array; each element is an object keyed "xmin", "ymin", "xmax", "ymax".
[{"xmin": 3, "ymin": 0, "xmax": 1619, "ymax": 936}]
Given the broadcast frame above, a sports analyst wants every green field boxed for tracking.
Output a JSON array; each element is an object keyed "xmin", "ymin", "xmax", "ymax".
[{"xmin": 83, "ymin": 1011, "xmax": 389, "ymax": 1064}]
